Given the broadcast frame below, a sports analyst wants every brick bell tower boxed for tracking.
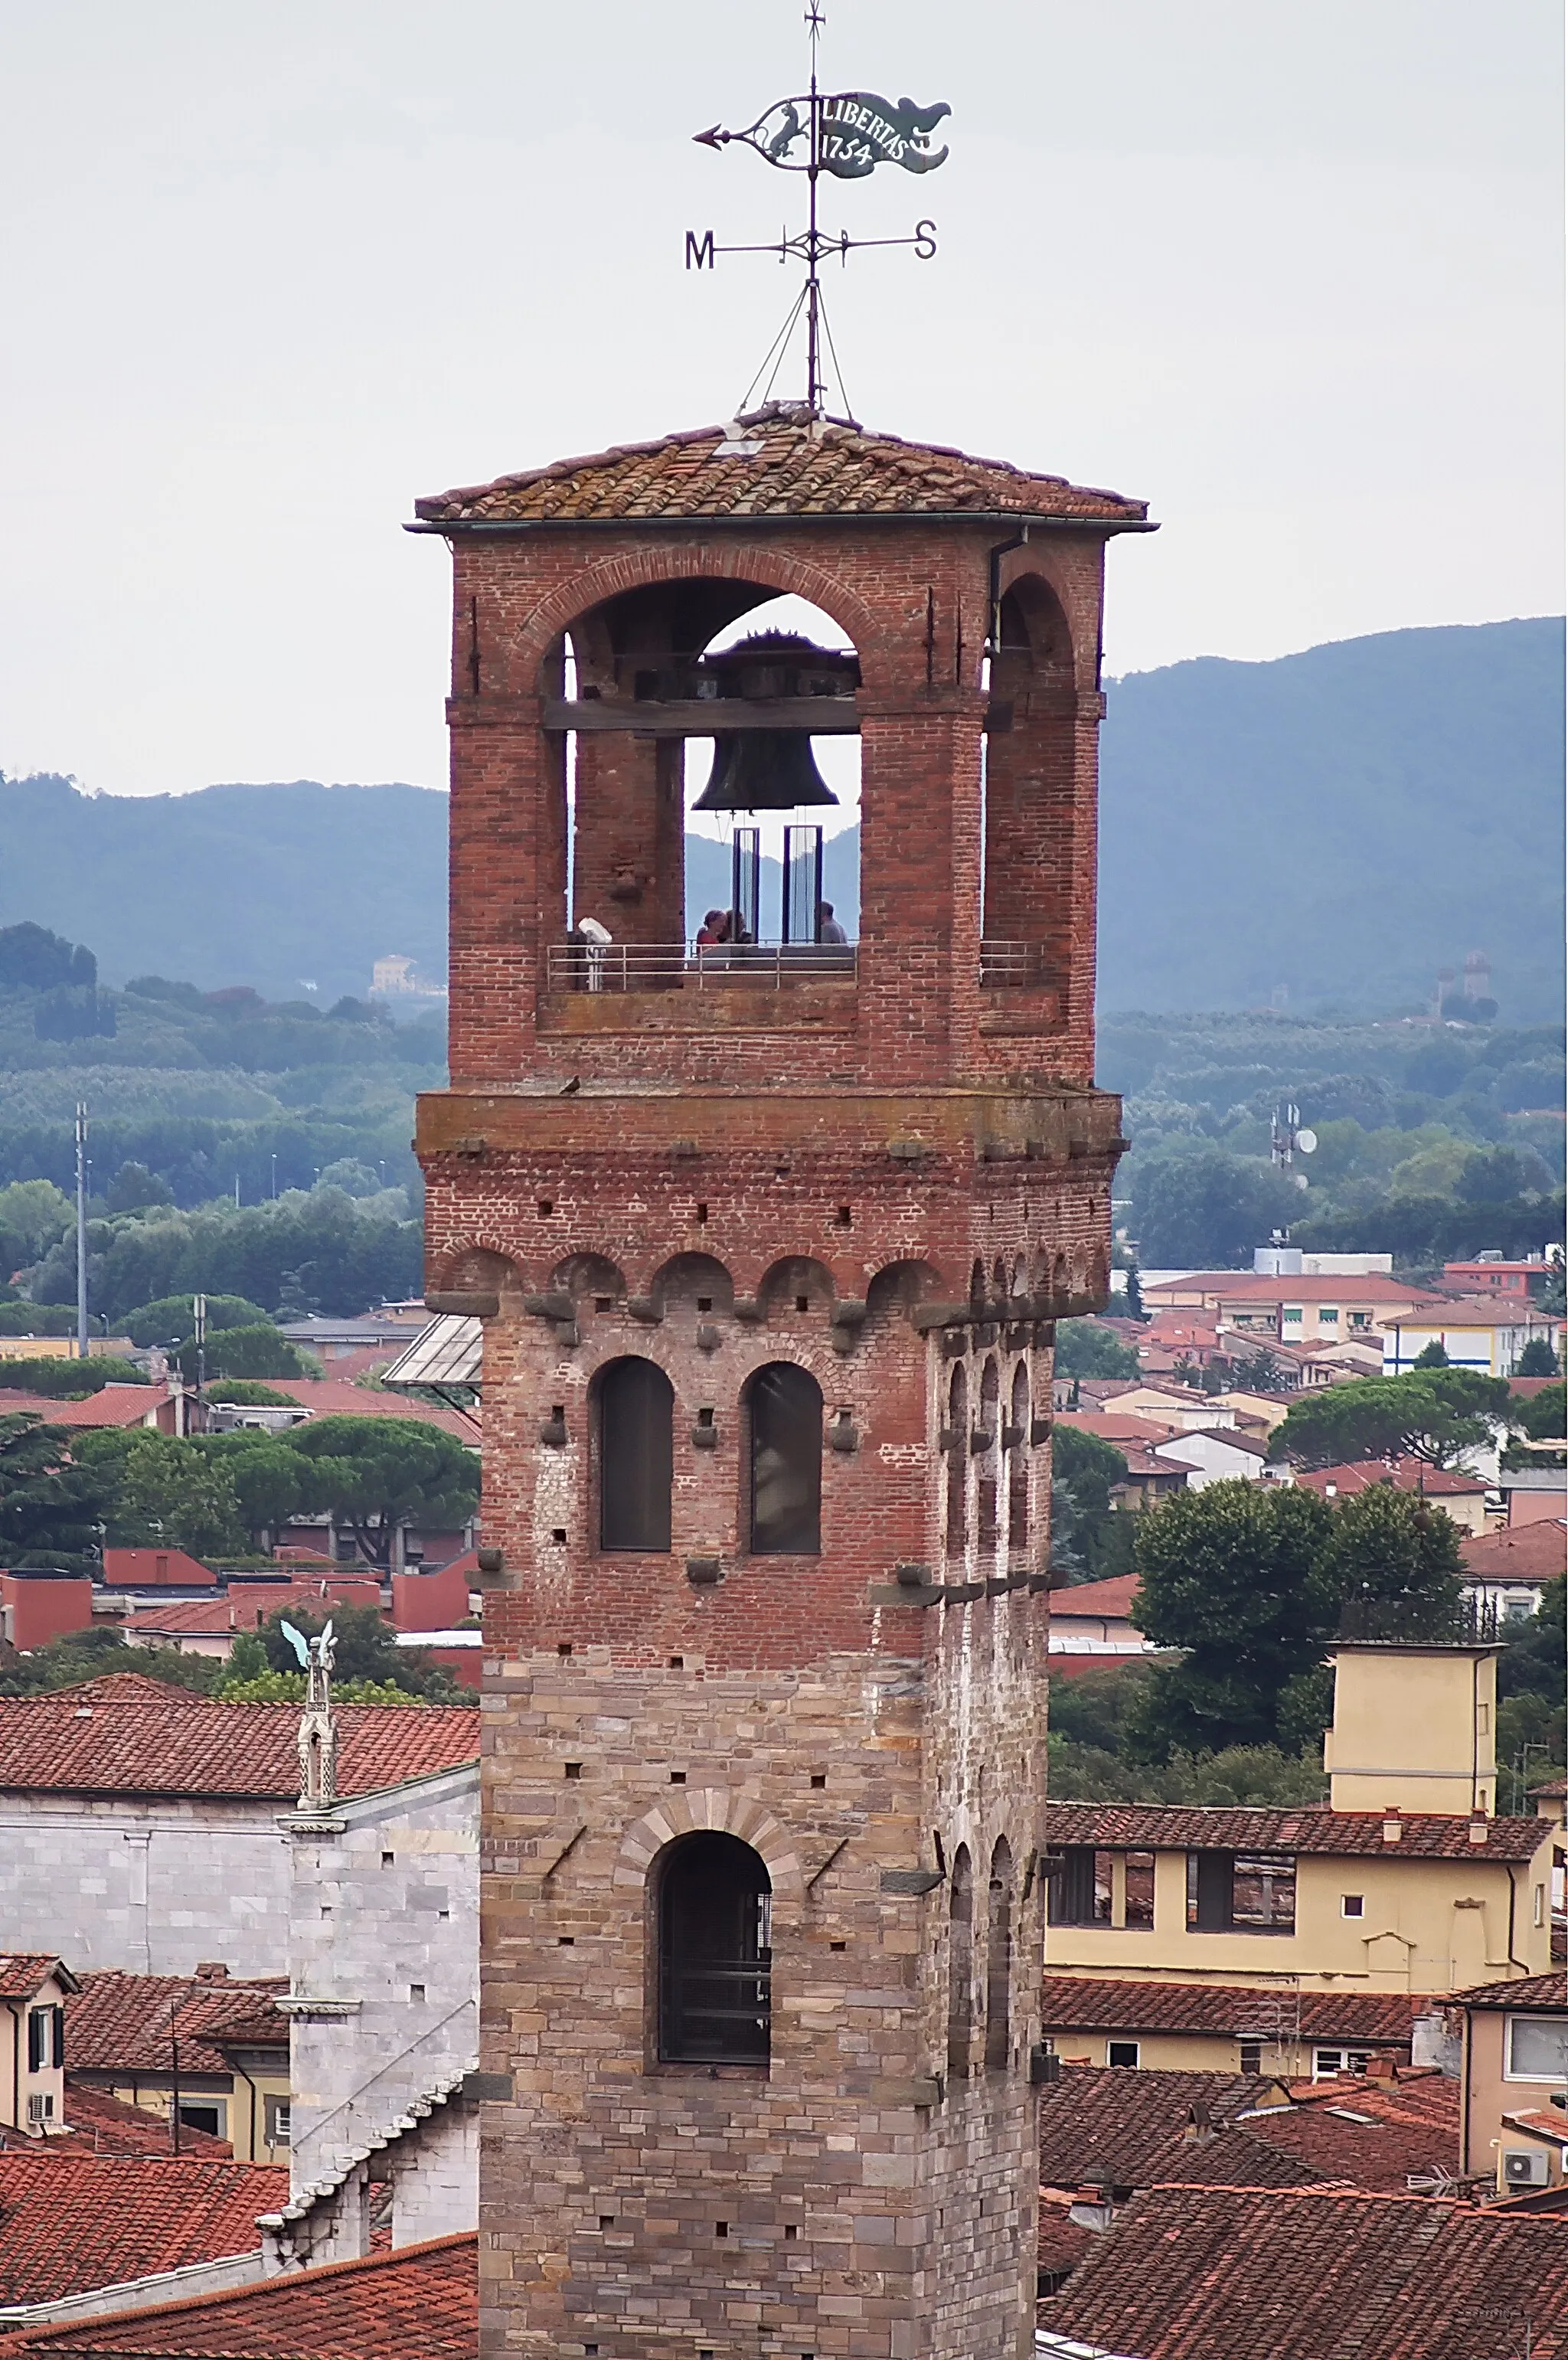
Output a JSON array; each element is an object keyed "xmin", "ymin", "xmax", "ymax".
[{"xmin": 410, "ymin": 406, "xmax": 1147, "ymax": 2360}]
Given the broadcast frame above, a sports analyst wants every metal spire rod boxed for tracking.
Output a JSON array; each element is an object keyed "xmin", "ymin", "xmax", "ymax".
[{"xmin": 688, "ymin": 8, "xmax": 949, "ymax": 417}]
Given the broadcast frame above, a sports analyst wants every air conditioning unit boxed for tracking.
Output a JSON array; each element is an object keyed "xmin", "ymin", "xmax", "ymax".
[
  {"xmin": 1503, "ymin": 2147, "xmax": 1550, "ymax": 2188},
  {"xmin": 26, "ymin": 2093, "xmax": 54, "ymax": 2124}
]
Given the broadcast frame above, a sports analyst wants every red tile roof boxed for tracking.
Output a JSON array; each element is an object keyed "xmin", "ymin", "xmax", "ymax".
[
  {"xmin": 0, "ymin": 2154, "xmax": 286, "ymax": 2305},
  {"xmin": 251, "ymin": 1381, "xmax": 478, "ymax": 1441},
  {"xmin": 0, "ymin": 1678, "xmax": 480, "ymax": 1802},
  {"xmin": 0, "ymin": 2232, "xmax": 475, "ymax": 2358},
  {"xmin": 1040, "ymin": 1978, "xmax": 1429, "ymax": 2047},
  {"xmin": 1294, "ymin": 1457, "xmax": 1488, "ymax": 1499},
  {"xmin": 46, "ymin": 1388, "xmax": 169, "ymax": 1431},
  {"xmin": 1040, "ymin": 2182, "xmax": 1568, "ymax": 2359},
  {"xmin": 1452, "ymin": 1969, "xmax": 1567, "ymax": 2012},
  {"xmin": 413, "ymin": 404, "xmax": 1148, "ymax": 528},
  {"xmin": 1035, "ymin": 2192, "xmax": 1095, "ymax": 2282},
  {"xmin": 1285, "ymin": 2068, "xmax": 1462, "ymax": 2139},
  {"xmin": 1038, "ymin": 2067, "xmax": 1273, "ymax": 2192},
  {"xmin": 67, "ymin": 1975, "xmax": 287, "ymax": 2077},
  {"xmin": 1044, "ymin": 1800, "xmax": 1551, "ymax": 1863},
  {"xmin": 99, "ymin": 1551, "xmax": 217, "ymax": 1591},
  {"xmin": 1223, "ymin": 2084, "xmax": 1461, "ymax": 2194},
  {"xmin": 1048, "ymin": 1576, "xmax": 1142, "ymax": 1620},
  {"xmin": 41, "ymin": 2081, "xmax": 233, "ymax": 2159},
  {"xmin": 1462, "ymin": 1521, "xmax": 1566, "ymax": 1581},
  {"xmin": 0, "ymin": 1956, "xmax": 74, "ymax": 2002}
]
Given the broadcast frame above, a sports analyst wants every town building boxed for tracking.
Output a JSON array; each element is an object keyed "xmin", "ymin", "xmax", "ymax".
[
  {"xmin": 1047, "ymin": 1575, "xmax": 1160, "ymax": 1669},
  {"xmin": 1289, "ymin": 1457, "xmax": 1492, "ymax": 1535},
  {"xmin": 1143, "ymin": 1270, "xmax": 1442, "ymax": 1341},
  {"xmin": 1038, "ymin": 1975, "xmax": 1440, "ymax": 2081},
  {"xmin": 1459, "ymin": 1520, "xmax": 1566, "ymax": 1623},
  {"xmin": 63, "ymin": 1969, "xmax": 289, "ymax": 2165},
  {"xmin": 1045, "ymin": 1643, "xmax": 1554, "ymax": 1993},
  {"xmin": 1442, "ymin": 1255, "xmax": 1558, "ymax": 1300},
  {"xmin": 0, "ymin": 2151, "xmax": 286, "ymax": 2328},
  {"xmin": 0, "ymin": 1673, "xmax": 479, "ymax": 1976},
  {"xmin": 1383, "ymin": 1296, "xmax": 1565, "ymax": 1378},
  {"xmin": 413, "ymin": 401, "xmax": 1146, "ymax": 2358},
  {"xmin": 1455, "ymin": 1969, "xmax": 1568, "ymax": 2193},
  {"xmin": 0, "ymin": 1960, "xmax": 77, "ymax": 2143}
]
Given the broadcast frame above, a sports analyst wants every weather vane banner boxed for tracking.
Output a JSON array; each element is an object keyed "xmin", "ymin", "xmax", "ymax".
[{"xmin": 717, "ymin": 91, "xmax": 950, "ymax": 177}]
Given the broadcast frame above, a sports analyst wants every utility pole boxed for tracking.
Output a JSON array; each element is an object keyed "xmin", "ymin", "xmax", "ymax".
[
  {"xmin": 74, "ymin": 1102, "xmax": 89, "ymax": 1361},
  {"xmin": 192, "ymin": 1293, "xmax": 207, "ymax": 1432}
]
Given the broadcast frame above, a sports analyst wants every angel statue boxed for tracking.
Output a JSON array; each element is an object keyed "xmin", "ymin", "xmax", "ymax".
[{"xmin": 281, "ymin": 1618, "xmax": 338, "ymax": 1809}]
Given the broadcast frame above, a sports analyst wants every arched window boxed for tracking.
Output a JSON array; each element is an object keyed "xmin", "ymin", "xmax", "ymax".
[
  {"xmin": 946, "ymin": 1845, "xmax": 973, "ymax": 2077},
  {"xmin": 977, "ymin": 1357, "xmax": 1000, "ymax": 1553},
  {"xmin": 598, "ymin": 1357, "xmax": 674, "ymax": 1552},
  {"xmin": 1007, "ymin": 1362, "xmax": 1030, "ymax": 1563},
  {"xmin": 944, "ymin": 1364, "xmax": 968, "ymax": 1559},
  {"xmin": 658, "ymin": 1832, "xmax": 772, "ymax": 2064},
  {"xmin": 985, "ymin": 1838, "xmax": 1014, "ymax": 2071},
  {"xmin": 747, "ymin": 1363, "xmax": 822, "ymax": 1554}
]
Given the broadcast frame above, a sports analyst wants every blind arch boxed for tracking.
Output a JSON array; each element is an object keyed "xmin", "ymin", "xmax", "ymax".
[
  {"xmin": 746, "ymin": 1361, "xmax": 822, "ymax": 1554},
  {"xmin": 597, "ymin": 1356, "xmax": 674, "ymax": 1551}
]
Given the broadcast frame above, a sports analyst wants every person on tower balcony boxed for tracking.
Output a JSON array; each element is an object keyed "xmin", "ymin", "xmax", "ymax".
[
  {"xmin": 695, "ymin": 909, "xmax": 729, "ymax": 950},
  {"xmin": 818, "ymin": 901, "xmax": 848, "ymax": 945}
]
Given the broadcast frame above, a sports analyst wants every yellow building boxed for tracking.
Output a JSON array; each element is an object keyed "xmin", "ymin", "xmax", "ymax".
[
  {"xmin": 1455, "ymin": 1970, "xmax": 1568, "ymax": 2193},
  {"xmin": 64, "ymin": 1969, "xmax": 290, "ymax": 2165},
  {"xmin": 1046, "ymin": 1643, "xmax": 1553, "ymax": 1996}
]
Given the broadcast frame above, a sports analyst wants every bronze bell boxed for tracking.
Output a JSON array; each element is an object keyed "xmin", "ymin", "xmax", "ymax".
[
  {"xmin": 692, "ymin": 730, "xmax": 839, "ymax": 812},
  {"xmin": 690, "ymin": 631, "xmax": 854, "ymax": 812}
]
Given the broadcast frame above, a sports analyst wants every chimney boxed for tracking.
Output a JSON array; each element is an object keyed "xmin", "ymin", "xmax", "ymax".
[
  {"xmin": 1468, "ymin": 1809, "xmax": 1488, "ymax": 1845},
  {"xmin": 1184, "ymin": 2102, "xmax": 1214, "ymax": 2144},
  {"xmin": 1382, "ymin": 1809, "xmax": 1403, "ymax": 1845},
  {"xmin": 194, "ymin": 1962, "xmax": 229, "ymax": 1982}
]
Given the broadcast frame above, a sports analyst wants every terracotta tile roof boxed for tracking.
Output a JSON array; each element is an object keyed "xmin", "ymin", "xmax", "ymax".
[
  {"xmin": 1452, "ymin": 1969, "xmax": 1567, "ymax": 2011},
  {"xmin": 99, "ymin": 1551, "xmax": 217, "ymax": 1591},
  {"xmin": 1040, "ymin": 1977, "xmax": 1428, "ymax": 2047},
  {"xmin": 1036, "ymin": 2192, "xmax": 1095, "ymax": 2281},
  {"xmin": 0, "ymin": 1956, "xmax": 74, "ymax": 2002},
  {"xmin": 67, "ymin": 1976, "xmax": 287, "ymax": 2077},
  {"xmin": 41, "ymin": 2081, "xmax": 233, "ymax": 2159},
  {"xmin": 1293, "ymin": 1457, "xmax": 1488, "ymax": 1499},
  {"xmin": 1042, "ymin": 2182, "xmax": 1568, "ymax": 2358},
  {"xmin": 1038, "ymin": 2066, "xmax": 1272, "ymax": 2191},
  {"xmin": 0, "ymin": 1681, "xmax": 480, "ymax": 1802},
  {"xmin": 1049, "ymin": 1576, "xmax": 1142, "ymax": 1619},
  {"xmin": 0, "ymin": 2154, "xmax": 286, "ymax": 2305},
  {"xmin": 0, "ymin": 2231, "xmax": 475, "ymax": 2358},
  {"xmin": 1220, "ymin": 2083, "xmax": 1461, "ymax": 2193},
  {"xmin": 46, "ymin": 1388, "xmax": 168, "ymax": 1431},
  {"xmin": 413, "ymin": 404, "xmax": 1148, "ymax": 529},
  {"xmin": 1043, "ymin": 1799, "xmax": 1552, "ymax": 1863},
  {"xmin": 124, "ymin": 1600, "xmax": 249, "ymax": 1637},
  {"xmin": 1285, "ymin": 2070, "xmax": 1464, "ymax": 2138},
  {"xmin": 250, "ymin": 1381, "xmax": 478, "ymax": 1441},
  {"xmin": 1461, "ymin": 1521, "xmax": 1566, "ymax": 1581}
]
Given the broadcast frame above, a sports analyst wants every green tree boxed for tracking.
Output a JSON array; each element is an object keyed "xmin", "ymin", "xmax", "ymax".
[
  {"xmin": 121, "ymin": 1295, "xmax": 271, "ymax": 1350},
  {"xmin": 0, "ymin": 1411, "xmax": 108, "ymax": 1574},
  {"xmin": 284, "ymin": 1417, "xmax": 479, "ymax": 1572},
  {"xmin": 1517, "ymin": 1339, "xmax": 1561, "ymax": 1378},
  {"xmin": 1269, "ymin": 1369, "xmax": 1513, "ymax": 1469},
  {"xmin": 74, "ymin": 1430, "xmax": 243, "ymax": 1558},
  {"xmin": 175, "ymin": 1325, "xmax": 317, "ymax": 1382},
  {"xmin": 1055, "ymin": 1319, "xmax": 1139, "ymax": 1380},
  {"xmin": 243, "ymin": 1603, "xmax": 459, "ymax": 1701},
  {"xmin": 1313, "ymin": 1483, "xmax": 1466, "ymax": 1639},
  {"xmin": 0, "ymin": 1356, "xmax": 149, "ymax": 1398},
  {"xmin": 191, "ymin": 1431, "xmax": 306, "ymax": 1544},
  {"xmin": 0, "ymin": 1627, "xmax": 227, "ymax": 1697},
  {"xmin": 1050, "ymin": 1427, "xmax": 1136, "ymax": 1582},
  {"xmin": 1413, "ymin": 1339, "xmax": 1449, "ymax": 1368},
  {"xmin": 1127, "ymin": 1480, "xmax": 1337, "ymax": 1759},
  {"xmin": 1131, "ymin": 1143, "xmax": 1302, "ymax": 1270},
  {"xmin": 1122, "ymin": 1264, "xmax": 1146, "ymax": 1322},
  {"xmin": 0, "ymin": 1179, "xmax": 74, "ymax": 1279},
  {"xmin": 105, "ymin": 1162, "xmax": 175, "ymax": 1215}
]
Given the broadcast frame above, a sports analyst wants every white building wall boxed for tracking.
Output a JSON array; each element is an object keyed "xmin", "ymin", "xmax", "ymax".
[{"xmin": 0, "ymin": 1796, "xmax": 289, "ymax": 1976}]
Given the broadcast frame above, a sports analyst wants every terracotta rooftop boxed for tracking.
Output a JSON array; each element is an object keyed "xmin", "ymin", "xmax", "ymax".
[
  {"xmin": 1461, "ymin": 1520, "xmax": 1566, "ymax": 1581},
  {"xmin": 67, "ymin": 1974, "xmax": 287, "ymax": 2077},
  {"xmin": 1048, "ymin": 1576, "xmax": 1142, "ymax": 1620},
  {"xmin": 0, "ymin": 2231, "xmax": 474, "ymax": 2357},
  {"xmin": 98, "ymin": 1550, "xmax": 217, "ymax": 1591},
  {"xmin": 1294, "ymin": 1456, "xmax": 1488, "ymax": 1499},
  {"xmin": 1452, "ymin": 1969, "xmax": 1567, "ymax": 2012},
  {"xmin": 0, "ymin": 1956, "xmax": 74, "ymax": 2002},
  {"xmin": 44, "ymin": 1388, "xmax": 169, "ymax": 1431},
  {"xmin": 1042, "ymin": 1800, "xmax": 1551, "ymax": 1863},
  {"xmin": 36, "ymin": 2080, "xmax": 233, "ymax": 2159},
  {"xmin": 0, "ymin": 2153, "xmax": 286, "ymax": 2306},
  {"xmin": 412, "ymin": 403, "xmax": 1148, "ymax": 529},
  {"xmin": 1039, "ymin": 1977, "xmax": 1429, "ymax": 2047},
  {"xmin": 0, "ymin": 1677, "xmax": 481, "ymax": 1802},
  {"xmin": 1040, "ymin": 2182, "xmax": 1568, "ymax": 2359},
  {"xmin": 1038, "ymin": 2067, "xmax": 1273, "ymax": 2192},
  {"xmin": 242, "ymin": 1379, "xmax": 477, "ymax": 1440}
]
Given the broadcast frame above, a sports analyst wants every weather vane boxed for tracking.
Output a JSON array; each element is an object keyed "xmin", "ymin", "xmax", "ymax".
[{"xmin": 686, "ymin": 4, "xmax": 950, "ymax": 417}]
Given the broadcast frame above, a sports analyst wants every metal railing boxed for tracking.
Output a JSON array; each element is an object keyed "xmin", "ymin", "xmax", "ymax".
[
  {"xmin": 979, "ymin": 941, "xmax": 1057, "ymax": 989},
  {"xmin": 547, "ymin": 940, "xmax": 857, "ymax": 993}
]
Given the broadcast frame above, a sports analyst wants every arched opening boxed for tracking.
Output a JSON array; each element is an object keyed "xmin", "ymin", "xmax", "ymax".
[
  {"xmin": 596, "ymin": 1357, "xmax": 674, "ymax": 1552},
  {"xmin": 1007, "ymin": 1361, "xmax": 1031, "ymax": 1564},
  {"xmin": 944, "ymin": 1364, "xmax": 968, "ymax": 1559},
  {"xmin": 985, "ymin": 1837, "xmax": 1014, "ymax": 2071},
  {"xmin": 977, "ymin": 1356, "xmax": 1000, "ymax": 1554},
  {"xmin": 658, "ymin": 1832, "xmax": 772, "ymax": 2065},
  {"xmin": 982, "ymin": 571, "xmax": 1079, "ymax": 992},
  {"xmin": 746, "ymin": 1362, "xmax": 822, "ymax": 1554},
  {"xmin": 946, "ymin": 1845, "xmax": 973, "ymax": 2077}
]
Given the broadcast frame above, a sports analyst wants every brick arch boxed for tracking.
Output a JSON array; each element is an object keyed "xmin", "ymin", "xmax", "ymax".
[
  {"xmin": 995, "ymin": 549, "xmax": 1096, "ymax": 688},
  {"xmin": 612, "ymin": 1790, "xmax": 805, "ymax": 1902},
  {"xmin": 514, "ymin": 545, "xmax": 885, "ymax": 682},
  {"xmin": 426, "ymin": 1240, "xmax": 528, "ymax": 1295}
]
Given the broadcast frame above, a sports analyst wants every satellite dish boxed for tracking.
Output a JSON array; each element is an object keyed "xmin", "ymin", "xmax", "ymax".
[
  {"xmin": 1295, "ymin": 1128, "xmax": 1318, "ymax": 1155},
  {"xmin": 1295, "ymin": 1172, "xmax": 1310, "ymax": 1191}
]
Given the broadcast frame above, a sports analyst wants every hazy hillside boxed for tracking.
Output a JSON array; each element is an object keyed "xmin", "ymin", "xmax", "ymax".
[
  {"xmin": 1097, "ymin": 617, "xmax": 1564, "ymax": 1019},
  {"xmin": 3, "ymin": 617, "xmax": 1561, "ymax": 1018}
]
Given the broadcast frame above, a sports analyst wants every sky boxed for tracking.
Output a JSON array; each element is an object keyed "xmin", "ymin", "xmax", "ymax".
[{"xmin": 0, "ymin": 0, "xmax": 1561, "ymax": 800}]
